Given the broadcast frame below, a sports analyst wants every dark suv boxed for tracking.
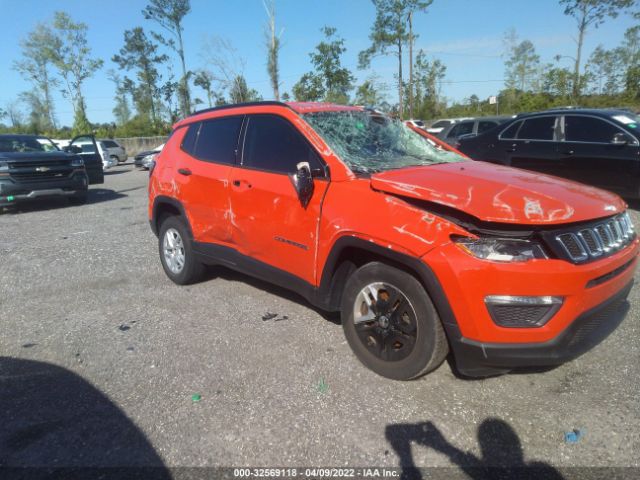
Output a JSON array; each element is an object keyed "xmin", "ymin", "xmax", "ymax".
[
  {"xmin": 0, "ymin": 134, "xmax": 103, "ymax": 207},
  {"xmin": 458, "ymin": 109, "xmax": 640, "ymax": 198}
]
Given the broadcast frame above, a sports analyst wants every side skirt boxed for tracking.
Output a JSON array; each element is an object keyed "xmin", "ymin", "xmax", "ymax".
[{"xmin": 192, "ymin": 241, "xmax": 332, "ymax": 311}]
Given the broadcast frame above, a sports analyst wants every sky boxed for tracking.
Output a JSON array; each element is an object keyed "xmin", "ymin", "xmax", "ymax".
[{"xmin": 0, "ymin": 0, "xmax": 637, "ymax": 126}]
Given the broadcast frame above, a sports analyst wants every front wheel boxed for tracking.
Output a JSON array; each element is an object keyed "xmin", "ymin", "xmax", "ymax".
[
  {"xmin": 158, "ymin": 216, "xmax": 205, "ymax": 285},
  {"xmin": 341, "ymin": 262, "xmax": 449, "ymax": 380}
]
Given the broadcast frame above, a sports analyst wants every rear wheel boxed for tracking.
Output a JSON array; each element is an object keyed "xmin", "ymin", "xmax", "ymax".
[
  {"xmin": 158, "ymin": 216, "xmax": 204, "ymax": 285},
  {"xmin": 341, "ymin": 262, "xmax": 448, "ymax": 380}
]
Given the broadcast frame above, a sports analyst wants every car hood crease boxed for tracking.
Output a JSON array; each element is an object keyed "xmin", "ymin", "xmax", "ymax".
[{"xmin": 370, "ymin": 161, "xmax": 626, "ymax": 225}]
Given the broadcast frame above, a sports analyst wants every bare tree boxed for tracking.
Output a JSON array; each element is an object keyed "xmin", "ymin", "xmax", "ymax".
[
  {"xmin": 201, "ymin": 36, "xmax": 248, "ymax": 101},
  {"xmin": 559, "ymin": 0, "xmax": 634, "ymax": 97},
  {"xmin": 263, "ymin": 0, "xmax": 283, "ymax": 100},
  {"xmin": 143, "ymin": 0, "xmax": 192, "ymax": 116}
]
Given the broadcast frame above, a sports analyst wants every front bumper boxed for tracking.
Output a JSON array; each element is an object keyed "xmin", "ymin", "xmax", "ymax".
[
  {"xmin": 0, "ymin": 172, "xmax": 88, "ymax": 206},
  {"xmin": 447, "ymin": 280, "xmax": 633, "ymax": 377},
  {"xmin": 424, "ymin": 238, "xmax": 638, "ymax": 377}
]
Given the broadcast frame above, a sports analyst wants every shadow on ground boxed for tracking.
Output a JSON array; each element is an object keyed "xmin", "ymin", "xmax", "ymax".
[
  {"xmin": 1, "ymin": 189, "xmax": 127, "ymax": 214},
  {"xmin": 0, "ymin": 357, "xmax": 170, "ymax": 478},
  {"xmin": 385, "ymin": 418, "xmax": 563, "ymax": 480},
  {"xmin": 205, "ymin": 265, "xmax": 341, "ymax": 324}
]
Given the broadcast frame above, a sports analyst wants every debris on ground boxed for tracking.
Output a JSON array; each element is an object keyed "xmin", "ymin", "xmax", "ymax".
[
  {"xmin": 316, "ymin": 377, "xmax": 329, "ymax": 394},
  {"xmin": 564, "ymin": 429, "xmax": 584, "ymax": 443},
  {"xmin": 118, "ymin": 324, "xmax": 130, "ymax": 331},
  {"xmin": 191, "ymin": 394, "xmax": 202, "ymax": 402},
  {"xmin": 262, "ymin": 312, "xmax": 289, "ymax": 321}
]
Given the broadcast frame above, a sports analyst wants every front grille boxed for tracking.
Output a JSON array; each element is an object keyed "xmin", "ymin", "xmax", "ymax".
[
  {"xmin": 9, "ymin": 160, "xmax": 74, "ymax": 183},
  {"xmin": 549, "ymin": 212, "xmax": 635, "ymax": 264},
  {"xmin": 10, "ymin": 171, "xmax": 71, "ymax": 182},
  {"xmin": 9, "ymin": 159, "xmax": 71, "ymax": 169}
]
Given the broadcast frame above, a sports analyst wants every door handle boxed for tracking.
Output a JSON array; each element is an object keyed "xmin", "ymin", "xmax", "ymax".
[
  {"xmin": 560, "ymin": 150, "xmax": 574, "ymax": 156},
  {"xmin": 506, "ymin": 144, "xmax": 517, "ymax": 152},
  {"xmin": 177, "ymin": 168, "xmax": 192, "ymax": 176},
  {"xmin": 232, "ymin": 179, "xmax": 252, "ymax": 189}
]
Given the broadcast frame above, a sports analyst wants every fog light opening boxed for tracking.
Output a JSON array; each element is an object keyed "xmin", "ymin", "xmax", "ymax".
[{"xmin": 484, "ymin": 295, "xmax": 563, "ymax": 328}]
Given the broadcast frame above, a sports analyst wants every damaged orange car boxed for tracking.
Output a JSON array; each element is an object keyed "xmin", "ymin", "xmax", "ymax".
[{"xmin": 149, "ymin": 102, "xmax": 638, "ymax": 379}]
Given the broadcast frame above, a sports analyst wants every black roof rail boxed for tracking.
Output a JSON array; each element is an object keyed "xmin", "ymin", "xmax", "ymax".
[{"xmin": 188, "ymin": 101, "xmax": 291, "ymax": 118}]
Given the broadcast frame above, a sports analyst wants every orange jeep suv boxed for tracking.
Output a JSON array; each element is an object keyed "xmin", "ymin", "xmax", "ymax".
[{"xmin": 149, "ymin": 102, "xmax": 638, "ymax": 379}]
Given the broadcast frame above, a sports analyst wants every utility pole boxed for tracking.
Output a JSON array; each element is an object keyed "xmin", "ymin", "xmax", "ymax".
[{"xmin": 408, "ymin": 11, "xmax": 414, "ymax": 120}]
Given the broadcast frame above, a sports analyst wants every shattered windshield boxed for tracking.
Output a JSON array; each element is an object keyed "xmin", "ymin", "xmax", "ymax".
[{"xmin": 302, "ymin": 110, "xmax": 465, "ymax": 174}]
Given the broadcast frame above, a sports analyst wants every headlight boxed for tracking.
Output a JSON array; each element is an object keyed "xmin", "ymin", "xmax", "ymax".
[
  {"xmin": 0, "ymin": 161, "xmax": 8, "ymax": 172},
  {"xmin": 453, "ymin": 236, "xmax": 547, "ymax": 262},
  {"xmin": 71, "ymin": 157, "xmax": 84, "ymax": 167}
]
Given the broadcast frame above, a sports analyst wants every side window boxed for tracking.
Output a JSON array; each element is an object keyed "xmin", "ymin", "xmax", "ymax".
[
  {"xmin": 478, "ymin": 121, "xmax": 498, "ymax": 134},
  {"xmin": 192, "ymin": 116, "xmax": 243, "ymax": 164},
  {"xmin": 500, "ymin": 121, "xmax": 521, "ymax": 139},
  {"xmin": 181, "ymin": 122, "xmax": 200, "ymax": 154},
  {"xmin": 242, "ymin": 115, "xmax": 322, "ymax": 174},
  {"xmin": 448, "ymin": 122, "xmax": 473, "ymax": 138},
  {"xmin": 564, "ymin": 115, "xmax": 630, "ymax": 143},
  {"xmin": 517, "ymin": 116, "xmax": 556, "ymax": 141}
]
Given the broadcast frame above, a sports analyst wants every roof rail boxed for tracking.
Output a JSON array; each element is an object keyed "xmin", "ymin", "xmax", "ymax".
[{"xmin": 188, "ymin": 101, "xmax": 291, "ymax": 118}]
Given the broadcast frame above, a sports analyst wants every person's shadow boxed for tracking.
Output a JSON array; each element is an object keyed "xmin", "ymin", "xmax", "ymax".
[
  {"xmin": 385, "ymin": 418, "xmax": 563, "ymax": 480},
  {"xmin": 0, "ymin": 356, "xmax": 170, "ymax": 479}
]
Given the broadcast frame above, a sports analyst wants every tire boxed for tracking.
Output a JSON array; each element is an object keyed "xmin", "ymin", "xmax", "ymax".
[
  {"xmin": 69, "ymin": 191, "xmax": 88, "ymax": 206},
  {"xmin": 158, "ymin": 215, "xmax": 205, "ymax": 285},
  {"xmin": 341, "ymin": 262, "xmax": 449, "ymax": 380}
]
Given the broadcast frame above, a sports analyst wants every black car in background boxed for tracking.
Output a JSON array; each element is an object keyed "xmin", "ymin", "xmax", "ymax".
[
  {"xmin": 0, "ymin": 134, "xmax": 103, "ymax": 207},
  {"xmin": 458, "ymin": 109, "xmax": 640, "ymax": 198},
  {"xmin": 438, "ymin": 115, "xmax": 512, "ymax": 146}
]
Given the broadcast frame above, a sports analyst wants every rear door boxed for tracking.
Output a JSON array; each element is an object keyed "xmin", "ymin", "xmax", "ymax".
[
  {"xmin": 175, "ymin": 116, "xmax": 244, "ymax": 245},
  {"xmin": 69, "ymin": 135, "xmax": 103, "ymax": 184},
  {"xmin": 507, "ymin": 115, "xmax": 561, "ymax": 176},
  {"xmin": 560, "ymin": 114, "xmax": 640, "ymax": 195},
  {"xmin": 227, "ymin": 113, "xmax": 329, "ymax": 285}
]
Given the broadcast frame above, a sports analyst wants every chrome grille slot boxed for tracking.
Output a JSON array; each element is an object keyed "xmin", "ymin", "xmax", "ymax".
[{"xmin": 553, "ymin": 212, "xmax": 635, "ymax": 263}]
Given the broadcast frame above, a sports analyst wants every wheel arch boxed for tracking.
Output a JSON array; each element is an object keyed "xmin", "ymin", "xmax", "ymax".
[
  {"xmin": 151, "ymin": 196, "xmax": 193, "ymax": 239},
  {"xmin": 318, "ymin": 236, "xmax": 461, "ymax": 337}
]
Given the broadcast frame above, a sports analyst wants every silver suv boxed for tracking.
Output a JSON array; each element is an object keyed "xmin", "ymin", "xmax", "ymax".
[{"xmin": 100, "ymin": 139, "xmax": 127, "ymax": 163}]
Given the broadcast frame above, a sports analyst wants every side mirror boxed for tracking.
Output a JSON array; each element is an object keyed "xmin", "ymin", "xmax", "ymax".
[
  {"xmin": 64, "ymin": 145, "xmax": 82, "ymax": 154},
  {"xmin": 611, "ymin": 133, "xmax": 628, "ymax": 145},
  {"xmin": 289, "ymin": 162, "xmax": 314, "ymax": 208}
]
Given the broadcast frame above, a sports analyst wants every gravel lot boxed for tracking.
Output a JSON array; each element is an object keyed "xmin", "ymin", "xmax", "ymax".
[{"xmin": 1, "ymin": 162, "xmax": 639, "ymax": 477}]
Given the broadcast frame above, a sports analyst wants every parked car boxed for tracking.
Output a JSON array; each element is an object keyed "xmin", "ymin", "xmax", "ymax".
[
  {"xmin": 74, "ymin": 140, "xmax": 115, "ymax": 170},
  {"xmin": 149, "ymin": 101, "xmax": 637, "ymax": 380},
  {"xmin": 135, "ymin": 143, "xmax": 164, "ymax": 168},
  {"xmin": 100, "ymin": 139, "xmax": 127, "ymax": 163},
  {"xmin": 426, "ymin": 117, "xmax": 472, "ymax": 135},
  {"xmin": 438, "ymin": 116, "xmax": 512, "ymax": 146},
  {"xmin": 0, "ymin": 134, "xmax": 94, "ymax": 206},
  {"xmin": 458, "ymin": 109, "xmax": 640, "ymax": 198},
  {"xmin": 406, "ymin": 119, "xmax": 426, "ymax": 129}
]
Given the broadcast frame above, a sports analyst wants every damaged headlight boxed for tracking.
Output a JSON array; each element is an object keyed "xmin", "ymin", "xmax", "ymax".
[{"xmin": 453, "ymin": 236, "xmax": 547, "ymax": 263}]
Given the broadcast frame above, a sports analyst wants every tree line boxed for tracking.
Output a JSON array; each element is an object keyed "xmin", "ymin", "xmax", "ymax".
[{"xmin": 1, "ymin": 0, "xmax": 638, "ymax": 139}]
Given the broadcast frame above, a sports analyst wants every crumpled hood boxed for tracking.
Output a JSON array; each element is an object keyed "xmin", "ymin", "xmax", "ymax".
[{"xmin": 370, "ymin": 161, "xmax": 626, "ymax": 225}]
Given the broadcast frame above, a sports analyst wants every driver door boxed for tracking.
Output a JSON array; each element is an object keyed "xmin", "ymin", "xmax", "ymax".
[
  {"xmin": 68, "ymin": 135, "xmax": 104, "ymax": 184},
  {"xmin": 227, "ymin": 114, "xmax": 328, "ymax": 285}
]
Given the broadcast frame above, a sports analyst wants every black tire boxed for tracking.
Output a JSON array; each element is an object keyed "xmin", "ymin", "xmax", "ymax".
[
  {"xmin": 69, "ymin": 191, "xmax": 88, "ymax": 205},
  {"xmin": 158, "ymin": 215, "xmax": 204, "ymax": 285},
  {"xmin": 341, "ymin": 262, "xmax": 449, "ymax": 380}
]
